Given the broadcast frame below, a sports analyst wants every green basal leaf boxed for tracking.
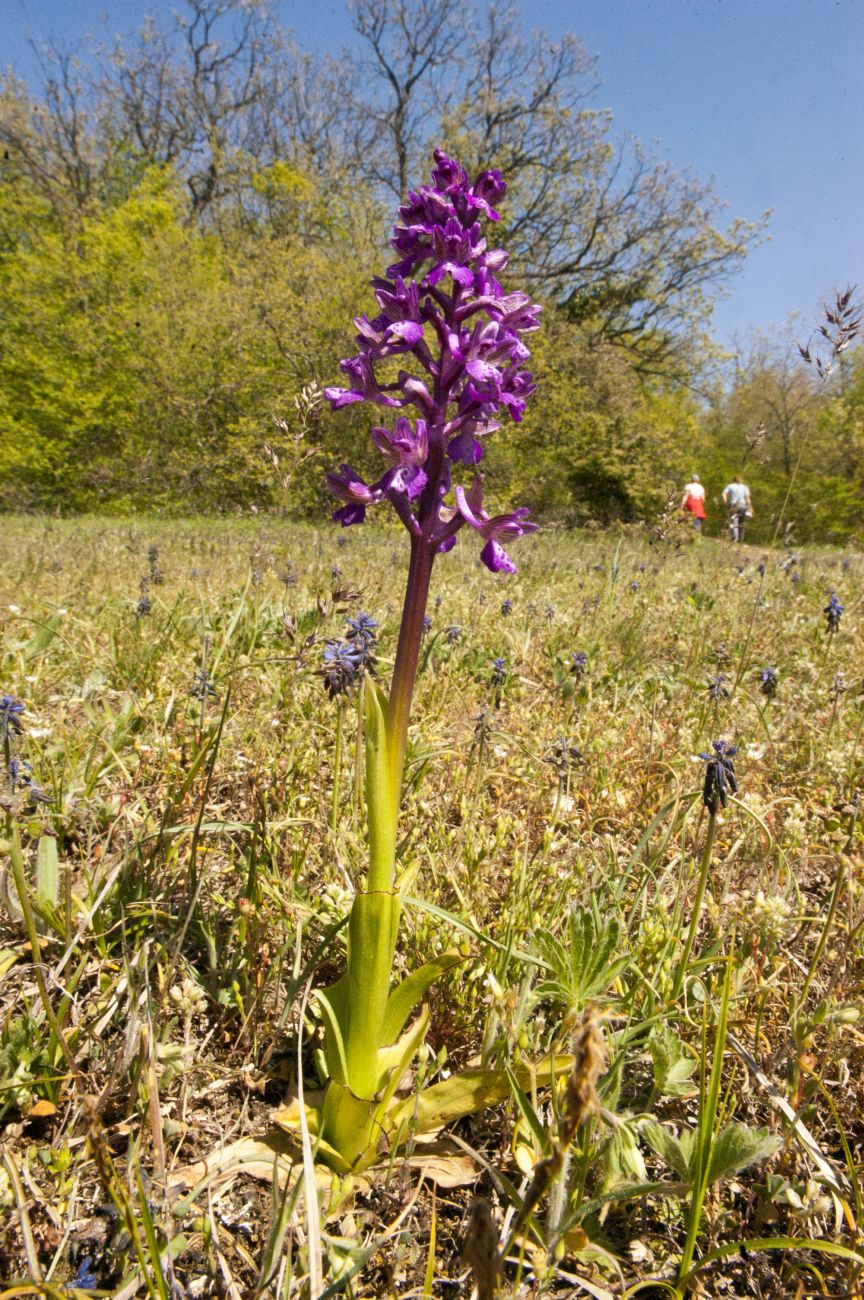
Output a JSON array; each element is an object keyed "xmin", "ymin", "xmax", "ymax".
[
  {"xmin": 641, "ymin": 1119, "xmax": 693, "ymax": 1185},
  {"xmin": 387, "ymin": 1054, "xmax": 573, "ymax": 1139},
  {"xmin": 35, "ymin": 835, "xmax": 59, "ymax": 908},
  {"xmin": 381, "ymin": 951, "xmax": 464, "ymax": 1046},
  {"xmin": 650, "ymin": 1029, "xmax": 698, "ymax": 1097},
  {"xmin": 320, "ymin": 1081, "xmax": 378, "ymax": 1170},
  {"xmin": 707, "ymin": 1122, "xmax": 781, "ymax": 1185},
  {"xmin": 314, "ymin": 987, "xmax": 349, "ymax": 1086},
  {"xmin": 373, "ymin": 1003, "xmax": 430, "ymax": 1115}
]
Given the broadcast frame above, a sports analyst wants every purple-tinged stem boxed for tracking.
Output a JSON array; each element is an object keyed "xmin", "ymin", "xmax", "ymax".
[{"xmin": 386, "ymin": 535, "xmax": 435, "ymax": 790}]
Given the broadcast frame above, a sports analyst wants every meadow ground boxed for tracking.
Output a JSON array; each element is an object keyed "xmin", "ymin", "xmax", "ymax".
[{"xmin": 0, "ymin": 514, "xmax": 862, "ymax": 1298}]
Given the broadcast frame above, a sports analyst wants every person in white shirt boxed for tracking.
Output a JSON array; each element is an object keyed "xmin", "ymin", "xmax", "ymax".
[
  {"xmin": 722, "ymin": 476, "xmax": 752, "ymax": 542},
  {"xmin": 681, "ymin": 474, "xmax": 707, "ymax": 531}
]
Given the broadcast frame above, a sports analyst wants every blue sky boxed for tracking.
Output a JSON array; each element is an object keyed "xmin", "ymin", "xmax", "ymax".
[{"xmin": 5, "ymin": 0, "xmax": 863, "ymax": 352}]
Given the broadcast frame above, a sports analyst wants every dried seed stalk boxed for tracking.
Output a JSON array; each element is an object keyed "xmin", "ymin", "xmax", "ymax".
[
  {"xmin": 504, "ymin": 1007, "xmax": 606, "ymax": 1255},
  {"xmin": 462, "ymin": 1197, "xmax": 502, "ymax": 1300}
]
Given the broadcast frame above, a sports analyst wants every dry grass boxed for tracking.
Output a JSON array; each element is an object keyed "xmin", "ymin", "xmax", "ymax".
[{"xmin": 0, "ymin": 514, "xmax": 862, "ymax": 1297}]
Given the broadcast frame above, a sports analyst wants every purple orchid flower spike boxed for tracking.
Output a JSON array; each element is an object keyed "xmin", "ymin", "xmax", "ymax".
[
  {"xmin": 324, "ymin": 147, "xmax": 539, "ymax": 560},
  {"xmin": 324, "ymin": 147, "xmax": 541, "ymax": 767}
]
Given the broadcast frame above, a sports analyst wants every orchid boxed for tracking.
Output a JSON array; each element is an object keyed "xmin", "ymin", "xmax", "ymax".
[
  {"xmin": 324, "ymin": 148, "xmax": 539, "ymax": 576},
  {"xmin": 311, "ymin": 151, "xmax": 542, "ymax": 1167}
]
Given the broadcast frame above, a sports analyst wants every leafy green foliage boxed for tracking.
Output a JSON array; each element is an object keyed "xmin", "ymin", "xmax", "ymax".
[
  {"xmin": 0, "ymin": 482, "xmax": 860, "ymax": 1292},
  {"xmin": 694, "ymin": 334, "xmax": 864, "ymax": 544},
  {"xmin": 0, "ymin": 161, "xmax": 374, "ymax": 511},
  {"xmin": 535, "ymin": 903, "xmax": 630, "ymax": 1012},
  {"xmin": 0, "ymin": 1015, "xmax": 53, "ymax": 1119},
  {"xmin": 650, "ymin": 1030, "xmax": 698, "ymax": 1098},
  {"xmin": 643, "ymin": 1118, "xmax": 781, "ymax": 1189}
]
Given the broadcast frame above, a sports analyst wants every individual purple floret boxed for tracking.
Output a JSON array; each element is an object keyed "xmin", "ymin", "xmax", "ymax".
[
  {"xmin": 570, "ymin": 651, "xmax": 589, "ymax": 679},
  {"xmin": 700, "ymin": 740, "xmax": 738, "ymax": 815},
  {"xmin": 490, "ymin": 657, "xmax": 507, "ymax": 687},
  {"xmin": 500, "ymin": 598, "xmax": 512, "ymax": 617},
  {"xmin": 324, "ymin": 149, "xmax": 540, "ymax": 575},
  {"xmin": 824, "ymin": 591, "xmax": 843, "ymax": 633},
  {"xmin": 0, "ymin": 695, "xmax": 25, "ymax": 743},
  {"xmin": 345, "ymin": 612, "xmax": 378, "ymax": 671},
  {"xmin": 346, "ymin": 612, "xmax": 378, "ymax": 645},
  {"xmin": 321, "ymin": 640, "xmax": 365, "ymax": 699},
  {"xmin": 707, "ymin": 673, "xmax": 729, "ymax": 702},
  {"xmin": 759, "ymin": 666, "xmax": 778, "ymax": 698}
]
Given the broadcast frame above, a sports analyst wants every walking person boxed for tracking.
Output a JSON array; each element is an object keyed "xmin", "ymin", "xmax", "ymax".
[
  {"xmin": 681, "ymin": 473, "xmax": 707, "ymax": 531},
  {"xmin": 722, "ymin": 475, "xmax": 752, "ymax": 543}
]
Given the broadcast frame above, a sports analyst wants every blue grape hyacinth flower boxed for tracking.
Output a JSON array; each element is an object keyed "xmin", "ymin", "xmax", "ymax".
[
  {"xmin": 824, "ymin": 591, "xmax": 843, "ymax": 632},
  {"xmin": 700, "ymin": 740, "xmax": 738, "ymax": 815}
]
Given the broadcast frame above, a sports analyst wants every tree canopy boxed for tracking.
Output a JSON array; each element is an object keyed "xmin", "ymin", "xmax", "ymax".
[{"xmin": 0, "ymin": 0, "xmax": 859, "ymax": 541}]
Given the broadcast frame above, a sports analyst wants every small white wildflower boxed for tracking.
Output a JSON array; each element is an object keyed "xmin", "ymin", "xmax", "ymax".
[
  {"xmin": 741, "ymin": 791, "xmax": 766, "ymax": 819},
  {"xmin": 169, "ymin": 976, "xmax": 206, "ymax": 1018},
  {"xmin": 751, "ymin": 890, "xmax": 795, "ymax": 944}
]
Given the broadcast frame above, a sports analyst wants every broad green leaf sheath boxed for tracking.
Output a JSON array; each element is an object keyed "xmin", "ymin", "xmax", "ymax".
[
  {"xmin": 318, "ymin": 152, "xmax": 541, "ymax": 1165},
  {"xmin": 318, "ymin": 544, "xmax": 434, "ymax": 1163}
]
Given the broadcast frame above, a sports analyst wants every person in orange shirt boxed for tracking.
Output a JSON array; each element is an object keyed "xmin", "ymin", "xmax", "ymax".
[{"xmin": 681, "ymin": 473, "xmax": 707, "ymax": 531}]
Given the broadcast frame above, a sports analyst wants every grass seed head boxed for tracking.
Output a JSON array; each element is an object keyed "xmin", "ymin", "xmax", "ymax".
[{"xmin": 562, "ymin": 1004, "xmax": 606, "ymax": 1140}]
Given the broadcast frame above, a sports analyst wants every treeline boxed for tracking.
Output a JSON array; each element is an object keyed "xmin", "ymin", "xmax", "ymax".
[{"xmin": 0, "ymin": 0, "xmax": 860, "ymax": 539}]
